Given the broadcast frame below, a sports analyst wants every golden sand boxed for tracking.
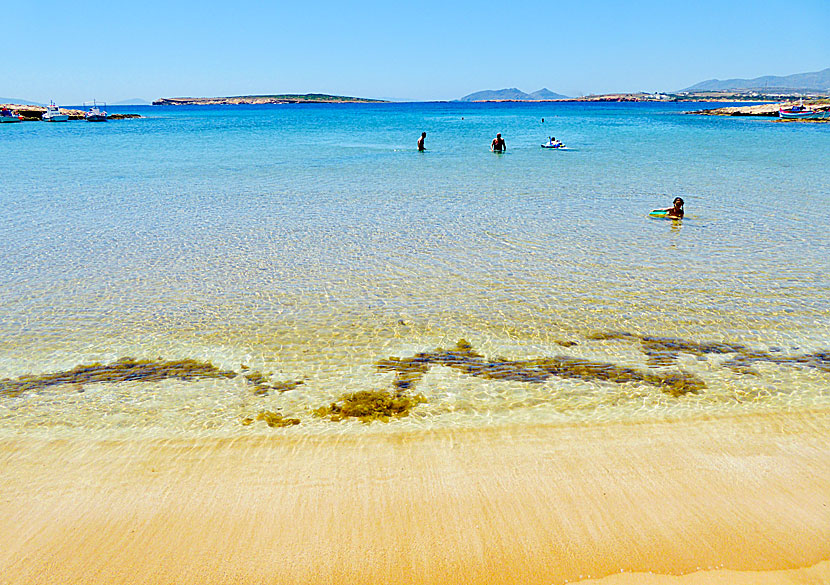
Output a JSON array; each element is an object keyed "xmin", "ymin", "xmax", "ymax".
[{"xmin": 1, "ymin": 409, "xmax": 829, "ymax": 585}]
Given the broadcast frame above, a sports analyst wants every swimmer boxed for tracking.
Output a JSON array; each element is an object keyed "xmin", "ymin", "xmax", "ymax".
[
  {"xmin": 664, "ymin": 197, "xmax": 684, "ymax": 219},
  {"xmin": 417, "ymin": 131, "xmax": 426, "ymax": 151}
]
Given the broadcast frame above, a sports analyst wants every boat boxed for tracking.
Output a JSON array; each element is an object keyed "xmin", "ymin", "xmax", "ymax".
[
  {"xmin": 541, "ymin": 137, "xmax": 566, "ymax": 149},
  {"xmin": 84, "ymin": 101, "xmax": 107, "ymax": 122},
  {"xmin": 778, "ymin": 100, "xmax": 830, "ymax": 120},
  {"xmin": 0, "ymin": 107, "xmax": 22, "ymax": 123},
  {"xmin": 42, "ymin": 102, "xmax": 69, "ymax": 122}
]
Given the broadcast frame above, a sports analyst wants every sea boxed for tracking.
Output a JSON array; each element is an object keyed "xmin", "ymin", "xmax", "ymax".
[{"xmin": 1, "ymin": 101, "xmax": 829, "ymax": 438}]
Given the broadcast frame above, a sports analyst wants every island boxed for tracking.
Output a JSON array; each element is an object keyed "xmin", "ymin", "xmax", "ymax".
[{"xmin": 153, "ymin": 94, "xmax": 386, "ymax": 105}]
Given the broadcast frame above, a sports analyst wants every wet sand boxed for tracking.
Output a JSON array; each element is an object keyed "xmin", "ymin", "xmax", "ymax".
[{"xmin": 2, "ymin": 409, "xmax": 829, "ymax": 585}]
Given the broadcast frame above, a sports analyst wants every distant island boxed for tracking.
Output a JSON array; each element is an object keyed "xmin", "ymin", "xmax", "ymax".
[
  {"xmin": 458, "ymin": 69, "xmax": 830, "ymax": 103},
  {"xmin": 112, "ymin": 98, "xmax": 152, "ymax": 106},
  {"xmin": 153, "ymin": 94, "xmax": 386, "ymax": 106},
  {"xmin": 458, "ymin": 88, "xmax": 570, "ymax": 101},
  {"xmin": 455, "ymin": 89, "xmax": 757, "ymax": 103},
  {"xmin": 681, "ymin": 67, "xmax": 830, "ymax": 93}
]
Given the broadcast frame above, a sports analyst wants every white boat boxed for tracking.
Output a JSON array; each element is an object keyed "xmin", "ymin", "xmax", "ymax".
[
  {"xmin": 0, "ymin": 107, "xmax": 22, "ymax": 123},
  {"xmin": 778, "ymin": 100, "xmax": 830, "ymax": 120},
  {"xmin": 85, "ymin": 101, "xmax": 107, "ymax": 122},
  {"xmin": 42, "ymin": 102, "xmax": 69, "ymax": 122}
]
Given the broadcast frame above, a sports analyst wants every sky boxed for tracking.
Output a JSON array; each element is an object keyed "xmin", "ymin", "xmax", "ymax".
[{"xmin": 3, "ymin": 0, "xmax": 829, "ymax": 104}]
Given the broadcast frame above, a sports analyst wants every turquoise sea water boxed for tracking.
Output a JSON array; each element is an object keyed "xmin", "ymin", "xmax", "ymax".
[{"xmin": 1, "ymin": 102, "xmax": 829, "ymax": 436}]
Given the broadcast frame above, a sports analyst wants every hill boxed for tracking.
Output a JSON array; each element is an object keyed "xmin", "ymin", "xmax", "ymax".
[
  {"xmin": 682, "ymin": 68, "xmax": 830, "ymax": 92},
  {"xmin": 458, "ymin": 87, "xmax": 570, "ymax": 101},
  {"xmin": 528, "ymin": 88, "xmax": 570, "ymax": 100},
  {"xmin": 0, "ymin": 97, "xmax": 44, "ymax": 106}
]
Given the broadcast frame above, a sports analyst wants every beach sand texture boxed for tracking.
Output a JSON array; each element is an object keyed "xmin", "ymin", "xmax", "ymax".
[{"xmin": 2, "ymin": 409, "xmax": 829, "ymax": 585}]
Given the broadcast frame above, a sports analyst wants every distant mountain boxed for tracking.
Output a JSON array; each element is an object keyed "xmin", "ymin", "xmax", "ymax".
[
  {"xmin": 682, "ymin": 68, "xmax": 830, "ymax": 92},
  {"xmin": 459, "ymin": 88, "xmax": 532, "ymax": 101},
  {"xmin": 458, "ymin": 87, "xmax": 570, "ymax": 101},
  {"xmin": 0, "ymin": 97, "xmax": 44, "ymax": 106},
  {"xmin": 112, "ymin": 98, "xmax": 151, "ymax": 105},
  {"xmin": 528, "ymin": 88, "xmax": 570, "ymax": 100}
]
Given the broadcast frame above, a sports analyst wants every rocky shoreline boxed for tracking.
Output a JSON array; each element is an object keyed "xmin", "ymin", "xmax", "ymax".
[
  {"xmin": 1, "ymin": 104, "xmax": 141, "ymax": 121},
  {"xmin": 688, "ymin": 99, "xmax": 830, "ymax": 119}
]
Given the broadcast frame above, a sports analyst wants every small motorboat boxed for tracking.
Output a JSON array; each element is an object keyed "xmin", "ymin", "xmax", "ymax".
[
  {"xmin": 541, "ymin": 137, "xmax": 566, "ymax": 149},
  {"xmin": 778, "ymin": 100, "xmax": 830, "ymax": 120},
  {"xmin": 42, "ymin": 102, "xmax": 69, "ymax": 122},
  {"xmin": 0, "ymin": 107, "xmax": 22, "ymax": 123},
  {"xmin": 85, "ymin": 101, "xmax": 107, "ymax": 122}
]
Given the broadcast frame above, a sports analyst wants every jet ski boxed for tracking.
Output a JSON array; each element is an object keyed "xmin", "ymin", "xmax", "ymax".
[{"xmin": 541, "ymin": 138, "xmax": 566, "ymax": 149}]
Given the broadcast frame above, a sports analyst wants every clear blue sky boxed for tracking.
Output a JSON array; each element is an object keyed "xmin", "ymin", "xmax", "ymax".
[{"xmin": 3, "ymin": 0, "xmax": 828, "ymax": 104}]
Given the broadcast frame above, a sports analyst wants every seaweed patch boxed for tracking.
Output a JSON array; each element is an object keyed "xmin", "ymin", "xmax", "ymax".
[
  {"xmin": 376, "ymin": 339, "xmax": 705, "ymax": 397},
  {"xmin": 589, "ymin": 331, "xmax": 830, "ymax": 374},
  {"xmin": 0, "ymin": 358, "xmax": 307, "ymax": 399},
  {"xmin": 255, "ymin": 410, "xmax": 301, "ymax": 428},
  {"xmin": 314, "ymin": 390, "xmax": 427, "ymax": 423},
  {"xmin": 244, "ymin": 371, "xmax": 304, "ymax": 395},
  {"xmin": 0, "ymin": 358, "xmax": 238, "ymax": 397}
]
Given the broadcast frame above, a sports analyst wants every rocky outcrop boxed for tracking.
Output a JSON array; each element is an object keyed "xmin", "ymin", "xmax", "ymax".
[
  {"xmin": 1, "ymin": 104, "xmax": 84, "ymax": 120},
  {"xmin": 0, "ymin": 104, "xmax": 142, "ymax": 121},
  {"xmin": 689, "ymin": 100, "xmax": 830, "ymax": 116},
  {"xmin": 689, "ymin": 103, "xmax": 781, "ymax": 116}
]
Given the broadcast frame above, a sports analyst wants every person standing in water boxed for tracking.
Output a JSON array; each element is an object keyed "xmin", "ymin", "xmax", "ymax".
[
  {"xmin": 491, "ymin": 133, "xmax": 506, "ymax": 152},
  {"xmin": 417, "ymin": 132, "xmax": 426, "ymax": 151}
]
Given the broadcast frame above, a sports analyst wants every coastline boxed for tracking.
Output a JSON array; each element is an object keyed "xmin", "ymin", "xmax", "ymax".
[
  {"xmin": 687, "ymin": 99, "xmax": 830, "ymax": 119},
  {"xmin": 0, "ymin": 103, "xmax": 141, "ymax": 121},
  {"xmin": 2, "ymin": 408, "xmax": 828, "ymax": 585}
]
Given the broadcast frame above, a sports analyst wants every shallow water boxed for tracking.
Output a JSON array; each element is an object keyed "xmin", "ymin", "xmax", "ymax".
[{"xmin": 1, "ymin": 102, "xmax": 829, "ymax": 437}]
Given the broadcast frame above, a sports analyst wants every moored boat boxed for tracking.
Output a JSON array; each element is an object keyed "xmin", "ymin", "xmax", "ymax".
[
  {"xmin": 85, "ymin": 101, "xmax": 107, "ymax": 122},
  {"xmin": 0, "ymin": 107, "xmax": 22, "ymax": 123},
  {"xmin": 42, "ymin": 102, "xmax": 69, "ymax": 122},
  {"xmin": 778, "ymin": 100, "xmax": 830, "ymax": 120}
]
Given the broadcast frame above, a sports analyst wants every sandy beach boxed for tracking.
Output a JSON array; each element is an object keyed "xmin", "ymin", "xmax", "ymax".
[{"xmin": 2, "ymin": 408, "xmax": 828, "ymax": 585}]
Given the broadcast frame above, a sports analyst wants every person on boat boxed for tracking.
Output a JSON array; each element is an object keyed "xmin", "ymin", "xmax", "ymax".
[
  {"xmin": 417, "ymin": 132, "xmax": 426, "ymax": 151},
  {"xmin": 664, "ymin": 197, "xmax": 684, "ymax": 219},
  {"xmin": 491, "ymin": 133, "xmax": 506, "ymax": 152}
]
